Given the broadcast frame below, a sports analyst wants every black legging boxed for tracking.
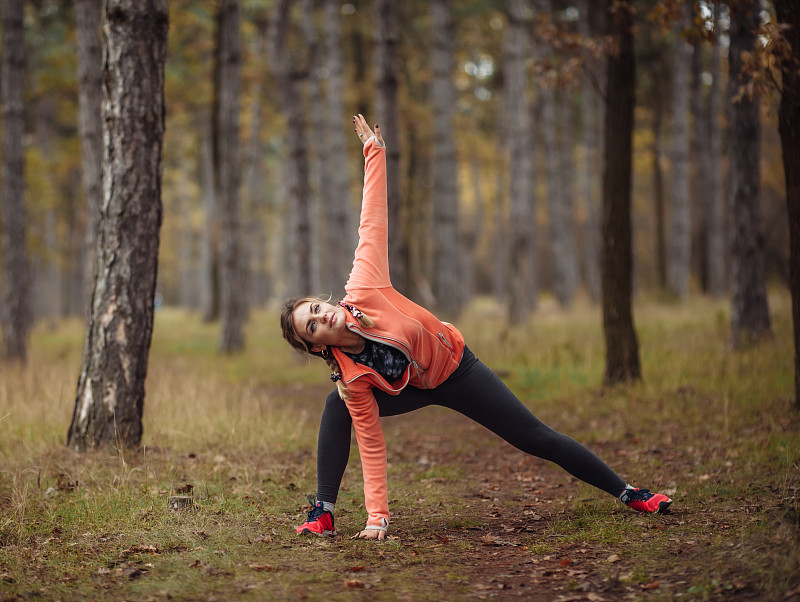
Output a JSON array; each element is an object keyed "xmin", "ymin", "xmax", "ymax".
[{"xmin": 315, "ymin": 346, "xmax": 627, "ymax": 504}]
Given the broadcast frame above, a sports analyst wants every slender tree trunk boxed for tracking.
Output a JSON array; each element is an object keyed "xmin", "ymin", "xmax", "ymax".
[
  {"xmin": 67, "ymin": 0, "xmax": 168, "ymax": 451},
  {"xmin": 1, "ymin": 0, "xmax": 32, "ymax": 363},
  {"xmin": 706, "ymin": 0, "xmax": 727, "ymax": 295},
  {"xmin": 375, "ymin": 0, "xmax": 409, "ymax": 295},
  {"xmin": 322, "ymin": 0, "xmax": 354, "ymax": 298},
  {"xmin": 200, "ymin": 116, "xmax": 220, "ymax": 321},
  {"xmin": 75, "ymin": 0, "xmax": 103, "ymax": 314},
  {"xmin": 652, "ymin": 88, "xmax": 668, "ymax": 291},
  {"xmin": 775, "ymin": 0, "xmax": 800, "ymax": 405},
  {"xmin": 601, "ymin": 0, "xmax": 640, "ymax": 384},
  {"xmin": 269, "ymin": 0, "xmax": 313, "ymax": 295},
  {"xmin": 728, "ymin": 0, "xmax": 771, "ymax": 348},
  {"xmin": 431, "ymin": 0, "xmax": 463, "ymax": 317},
  {"xmin": 505, "ymin": 0, "xmax": 537, "ymax": 324},
  {"xmin": 215, "ymin": 0, "xmax": 245, "ymax": 352},
  {"xmin": 577, "ymin": 0, "xmax": 602, "ymax": 303},
  {"xmin": 668, "ymin": 0, "xmax": 692, "ymax": 299}
]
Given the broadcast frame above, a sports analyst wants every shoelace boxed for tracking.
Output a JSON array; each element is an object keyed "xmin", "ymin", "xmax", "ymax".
[
  {"xmin": 305, "ymin": 496, "xmax": 328, "ymax": 522},
  {"xmin": 622, "ymin": 488, "xmax": 652, "ymax": 502}
]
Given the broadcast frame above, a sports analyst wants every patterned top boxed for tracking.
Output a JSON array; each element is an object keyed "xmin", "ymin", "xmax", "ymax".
[{"xmin": 345, "ymin": 338, "xmax": 409, "ymax": 383}]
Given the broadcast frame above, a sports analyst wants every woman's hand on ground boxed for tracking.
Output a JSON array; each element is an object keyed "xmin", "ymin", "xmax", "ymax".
[
  {"xmin": 350, "ymin": 528, "xmax": 386, "ymax": 541},
  {"xmin": 353, "ymin": 114, "xmax": 383, "ymax": 147}
]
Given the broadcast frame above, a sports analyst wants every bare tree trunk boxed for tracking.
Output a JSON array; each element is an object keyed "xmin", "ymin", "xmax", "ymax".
[
  {"xmin": 375, "ymin": 0, "xmax": 410, "ymax": 295},
  {"xmin": 269, "ymin": 0, "xmax": 313, "ymax": 295},
  {"xmin": 200, "ymin": 116, "xmax": 220, "ymax": 321},
  {"xmin": 215, "ymin": 0, "xmax": 245, "ymax": 352},
  {"xmin": 775, "ymin": 0, "xmax": 800, "ymax": 405},
  {"xmin": 652, "ymin": 88, "xmax": 668, "ymax": 291},
  {"xmin": 706, "ymin": 0, "xmax": 727, "ymax": 295},
  {"xmin": 75, "ymin": 0, "xmax": 103, "ymax": 314},
  {"xmin": 243, "ymin": 18, "xmax": 268, "ymax": 308},
  {"xmin": 667, "ymin": 0, "xmax": 692, "ymax": 299},
  {"xmin": 1, "ymin": 0, "xmax": 32, "ymax": 362},
  {"xmin": 601, "ymin": 0, "xmax": 640, "ymax": 384},
  {"xmin": 728, "ymin": 0, "xmax": 771, "ymax": 348},
  {"xmin": 577, "ymin": 0, "xmax": 602, "ymax": 303},
  {"xmin": 322, "ymin": 0, "xmax": 354, "ymax": 298},
  {"xmin": 67, "ymin": 0, "xmax": 168, "ymax": 451},
  {"xmin": 431, "ymin": 0, "xmax": 464, "ymax": 317},
  {"xmin": 536, "ymin": 0, "xmax": 578, "ymax": 308},
  {"xmin": 505, "ymin": 0, "xmax": 537, "ymax": 324}
]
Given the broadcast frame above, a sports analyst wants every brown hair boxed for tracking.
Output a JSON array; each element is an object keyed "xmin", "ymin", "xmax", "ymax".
[{"xmin": 279, "ymin": 296, "xmax": 374, "ymax": 400}]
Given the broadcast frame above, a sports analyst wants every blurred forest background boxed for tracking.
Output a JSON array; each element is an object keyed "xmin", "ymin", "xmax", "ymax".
[{"xmin": 1, "ymin": 0, "xmax": 790, "ymax": 320}]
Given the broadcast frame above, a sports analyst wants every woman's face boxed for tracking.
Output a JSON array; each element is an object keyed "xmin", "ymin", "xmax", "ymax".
[{"xmin": 292, "ymin": 300, "xmax": 349, "ymax": 352}]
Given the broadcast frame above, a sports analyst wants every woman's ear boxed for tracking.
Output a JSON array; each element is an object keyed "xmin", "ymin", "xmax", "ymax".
[{"xmin": 311, "ymin": 344, "xmax": 325, "ymax": 354}]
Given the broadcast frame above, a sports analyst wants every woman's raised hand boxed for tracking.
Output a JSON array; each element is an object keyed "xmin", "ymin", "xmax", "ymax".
[{"xmin": 353, "ymin": 114, "xmax": 383, "ymax": 147}]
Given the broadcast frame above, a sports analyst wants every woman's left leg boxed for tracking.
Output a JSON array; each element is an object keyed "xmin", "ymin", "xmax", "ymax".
[{"xmin": 431, "ymin": 348, "xmax": 627, "ymax": 497}]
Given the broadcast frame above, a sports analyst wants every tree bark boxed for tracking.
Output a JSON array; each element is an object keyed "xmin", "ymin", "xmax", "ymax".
[
  {"xmin": 667, "ymin": 0, "xmax": 692, "ymax": 299},
  {"xmin": 375, "ymin": 0, "xmax": 410, "ymax": 295},
  {"xmin": 577, "ymin": 0, "xmax": 602, "ymax": 303},
  {"xmin": 505, "ymin": 0, "xmax": 537, "ymax": 324},
  {"xmin": 215, "ymin": 0, "xmax": 245, "ymax": 352},
  {"xmin": 431, "ymin": 0, "xmax": 464, "ymax": 317},
  {"xmin": 775, "ymin": 0, "xmax": 800, "ymax": 405},
  {"xmin": 67, "ymin": 0, "xmax": 168, "ymax": 451},
  {"xmin": 601, "ymin": 0, "xmax": 640, "ymax": 384},
  {"xmin": 269, "ymin": 0, "xmax": 314, "ymax": 296},
  {"xmin": 1, "ymin": 0, "xmax": 32, "ymax": 362},
  {"xmin": 75, "ymin": 0, "xmax": 103, "ymax": 314},
  {"xmin": 728, "ymin": 0, "xmax": 771, "ymax": 348},
  {"xmin": 322, "ymin": 0, "xmax": 355, "ymax": 298},
  {"xmin": 694, "ymin": 1, "xmax": 726, "ymax": 296}
]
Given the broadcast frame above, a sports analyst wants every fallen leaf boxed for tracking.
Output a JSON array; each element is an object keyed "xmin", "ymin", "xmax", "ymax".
[
  {"xmin": 642, "ymin": 581, "xmax": 660, "ymax": 590},
  {"xmin": 348, "ymin": 565, "xmax": 366, "ymax": 572},
  {"xmin": 344, "ymin": 579, "xmax": 364, "ymax": 588},
  {"xmin": 607, "ymin": 554, "xmax": 620, "ymax": 563},
  {"xmin": 249, "ymin": 564, "xmax": 278, "ymax": 572}
]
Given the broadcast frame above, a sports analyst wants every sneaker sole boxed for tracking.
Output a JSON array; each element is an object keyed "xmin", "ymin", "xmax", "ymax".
[
  {"xmin": 656, "ymin": 500, "xmax": 672, "ymax": 514},
  {"xmin": 298, "ymin": 528, "xmax": 336, "ymax": 537}
]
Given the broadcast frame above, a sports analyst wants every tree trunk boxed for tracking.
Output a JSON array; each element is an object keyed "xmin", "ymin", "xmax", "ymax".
[
  {"xmin": 269, "ymin": 0, "xmax": 313, "ymax": 296},
  {"xmin": 652, "ymin": 87, "xmax": 668, "ymax": 291},
  {"xmin": 1, "ymin": 0, "xmax": 32, "ymax": 362},
  {"xmin": 215, "ymin": 0, "xmax": 245, "ymax": 352},
  {"xmin": 667, "ymin": 0, "xmax": 692, "ymax": 299},
  {"xmin": 375, "ymin": 0, "xmax": 410, "ymax": 295},
  {"xmin": 693, "ymin": 4, "xmax": 726, "ymax": 296},
  {"xmin": 75, "ymin": 0, "xmax": 103, "ymax": 314},
  {"xmin": 67, "ymin": 0, "xmax": 168, "ymax": 451},
  {"xmin": 577, "ymin": 0, "xmax": 602, "ymax": 303},
  {"xmin": 601, "ymin": 0, "xmax": 640, "ymax": 384},
  {"xmin": 706, "ymin": 0, "xmax": 727, "ymax": 295},
  {"xmin": 728, "ymin": 0, "xmax": 771, "ymax": 348},
  {"xmin": 431, "ymin": 0, "xmax": 463, "ymax": 317},
  {"xmin": 200, "ymin": 116, "xmax": 220, "ymax": 321},
  {"xmin": 322, "ymin": 0, "xmax": 354, "ymax": 298},
  {"xmin": 775, "ymin": 0, "xmax": 800, "ymax": 405},
  {"xmin": 505, "ymin": 0, "xmax": 537, "ymax": 324}
]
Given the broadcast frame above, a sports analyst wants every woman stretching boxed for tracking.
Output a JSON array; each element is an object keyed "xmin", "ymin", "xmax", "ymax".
[{"xmin": 280, "ymin": 115, "xmax": 672, "ymax": 541}]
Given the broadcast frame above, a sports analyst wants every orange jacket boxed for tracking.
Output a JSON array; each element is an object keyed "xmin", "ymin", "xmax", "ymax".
[{"xmin": 331, "ymin": 136, "xmax": 466, "ymax": 528}]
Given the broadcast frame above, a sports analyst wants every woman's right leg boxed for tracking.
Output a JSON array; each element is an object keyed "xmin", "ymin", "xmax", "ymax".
[
  {"xmin": 315, "ymin": 389, "xmax": 353, "ymax": 504},
  {"xmin": 315, "ymin": 387, "xmax": 435, "ymax": 504}
]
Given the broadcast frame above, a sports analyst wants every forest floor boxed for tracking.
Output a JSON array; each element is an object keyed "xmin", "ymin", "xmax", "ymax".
[{"xmin": 0, "ymin": 297, "xmax": 798, "ymax": 600}]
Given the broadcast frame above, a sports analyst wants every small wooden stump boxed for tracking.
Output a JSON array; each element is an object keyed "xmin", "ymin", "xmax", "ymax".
[{"xmin": 168, "ymin": 495, "xmax": 194, "ymax": 511}]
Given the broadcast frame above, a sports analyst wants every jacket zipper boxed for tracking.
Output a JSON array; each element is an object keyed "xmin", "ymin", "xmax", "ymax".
[
  {"xmin": 438, "ymin": 332, "xmax": 454, "ymax": 353},
  {"xmin": 346, "ymin": 323, "xmax": 428, "ymax": 389}
]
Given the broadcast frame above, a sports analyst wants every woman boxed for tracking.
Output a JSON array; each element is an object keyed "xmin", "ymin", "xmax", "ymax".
[{"xmin": 280, "ymin": 115, "xmax": 672, "ymax": 541}]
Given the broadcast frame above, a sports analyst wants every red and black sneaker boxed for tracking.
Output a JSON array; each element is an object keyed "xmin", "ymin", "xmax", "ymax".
[
  {"xmin": 620, "ymin": 487, "xmax": 672, "ymax": 514},
  {"xmin": 296, "ymin": 500, "xmax": 336, "ymax": 537}
]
